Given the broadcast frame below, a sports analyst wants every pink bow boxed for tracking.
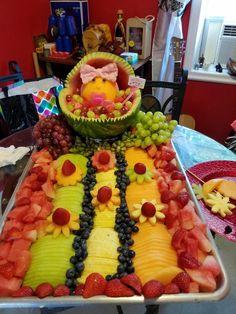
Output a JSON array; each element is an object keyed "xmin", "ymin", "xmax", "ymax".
[{"xmin": 80, "ymin": 63, "xmax": 118, "ymax": 84}]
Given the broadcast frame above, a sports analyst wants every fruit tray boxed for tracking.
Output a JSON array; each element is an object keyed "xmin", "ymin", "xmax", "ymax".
[{"xmin": 0, "ymin": 148, "xmax": 230, "ymax": 308}]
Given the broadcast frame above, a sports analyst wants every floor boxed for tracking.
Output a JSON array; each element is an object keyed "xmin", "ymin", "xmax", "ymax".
[{"xmin": 0, "ymin": 234, "xmax": 235, "ymax": 314}]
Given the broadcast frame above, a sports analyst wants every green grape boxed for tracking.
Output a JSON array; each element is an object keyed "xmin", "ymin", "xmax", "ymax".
[
  {"xmin": 169, "ymin": 119, "xmax": 178, "ymax": 126},
  {"xmin": 156, "ymin": 135, "xmax": 165, "ymax": 144},
  {"xmin": 159, "ymin": 129, "xmax": 167, "ymax": 135},
  {"xmin": 151, "ymin": 133, "xmax": 158, "ymax": 141},
  {"xmin": 113, "ymin": 110, "xmax": 121, "ymax": 117},
  {"xmin": 146, "ymin": 111, "xmax": 153, "ymax": 118},
  {"xmin": 136, "ymin": 122, "xmax": 143, "ymax": 129},
  {"xmin": 147, "ymin": 119, "xmax": 153, "ymax": 127},
  {"xmin": 87, "ymin": 110, "xmax": 96, "ymax": 118},
  {"xmin": 137, "ymin": 111, "xmax": 145, "ymax": 121},
  {"xmin": 151, "ymin": 123, "xmax": 159, "ymax": 131},
  {"xmin": 134, "ymin": 139, "xmax": 142, "ymax": 147},
  {"xmin": 140, "ymin": 130, "xmax": 147, "ymax": 138},
  {"xmin": 114, "ymin": 102, "xmax": 123, "ymax": 110},
  {"xmin": 144, "ymin": 136, "xmax": 153, "ymax": 146}
]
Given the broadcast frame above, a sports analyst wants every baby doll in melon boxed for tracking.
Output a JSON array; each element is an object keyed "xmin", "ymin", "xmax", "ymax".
[{"xmin": 59, "ymin": 52, "xmax": 141, "ymax": 138}]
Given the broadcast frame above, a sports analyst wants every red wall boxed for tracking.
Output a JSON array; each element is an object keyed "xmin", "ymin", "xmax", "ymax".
[
  {"xmin": 0, "ymin": 0, "xmax": 235, "ymax": 144},
  {"xmin": 0, "ymin": 0, "xmax": 50, "ymax": 79}
]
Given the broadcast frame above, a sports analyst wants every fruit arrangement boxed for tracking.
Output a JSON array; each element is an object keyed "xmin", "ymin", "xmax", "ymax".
[
  {"xmin": 0, "ymin": 52, "xmax": 225, "ymax": 302},
  {"xmin": 192, "ymin": 178, "xmax": 236, "ymax": 218},
  {"xmin": 0, "ymin": 139, "xmax": 222, "ymax": 299}
]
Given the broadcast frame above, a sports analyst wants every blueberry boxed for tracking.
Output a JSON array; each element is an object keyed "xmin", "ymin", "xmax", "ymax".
[
  {"xmin": 127, "ymin": 239, "xmax": 134, "ymax": 246},
  {"xmin": 70, "ymin": 256, "xmax": 78, "ymax": 265},
  {"xmin": 117, "ymin": 264, "xmax": 125, "ymax": 274},
  {"xmin": 73, "ymin": 242, "xmax": 81, "ymax": 250},
  {"xmin": 75, "ymin": 262, "xmax": 85, "ymax": 272},
  {"xmin": 106, "ymin": 274, "xmax": 113, "ymax": 281},
  {"xmin": 128, "ymin": 250, "xmax": 135, "ymax": 258},
  {"xmin": 65, "ymin": 279, "xmax": 74, "ymax": 288},
  {"xmin": 75, "ymin": 248, "xmax": 83, "ymax": 257},
  {"xmin": 66, "ymin": 268, "xmax": 76, "ymax": 279},
  {"xmin": 127, "ymin": 266, "xmax": 135, "ymax": 274},
  {"xmin": 132, "ymin": 226, "xmax": 139, "ymax": 232},
  {"xmin": 118, "ymin": 254, "xmax": 126, "ymax": 263}
]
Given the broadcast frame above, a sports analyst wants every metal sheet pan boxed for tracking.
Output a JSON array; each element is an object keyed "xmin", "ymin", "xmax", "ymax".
[{"xmin": 0, "ymin": 146, "xmax": 230, "ymax": 308}]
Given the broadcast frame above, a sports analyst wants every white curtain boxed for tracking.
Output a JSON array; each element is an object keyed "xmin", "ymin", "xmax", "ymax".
[{"xmin": 152, "ymin": 0, "xmax": 191, "ymax": 111}]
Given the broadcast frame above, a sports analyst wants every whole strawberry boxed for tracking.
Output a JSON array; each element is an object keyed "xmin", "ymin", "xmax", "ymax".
[
  {"xmin": 74, "ymin": 284, "xmax": 85, "ymax": 296},
  {"xmin": 54, "ymin": 284, "xmax": 70, "ymax": 297},
  {"xmin": 105, "ymin": 279, "xmax": 135, "ymax": 297},
  {"xmin": 83, "ymin": 273, "xmax": 107, "ymax": 298},
  {"xmin": 11, "ymin": 286, "xmax": 34, "ymax": 297},
  {"xmin": 172, "ymin": 271, "xmax": 191, "ymax": 292},
  {"xmin": 121, "ymin": 273, "xmax": 142, "ymax": 295},
  {"xmin": 142, "ymin": 280, "xmax": 164, "ymax": 298},
  {"xmin": 35, "ymin": 282, "xmax": 54, "ymax": 298},
  {"xmin": 164, "ymin": 283, "xmax": 180, "ymax": 294}
]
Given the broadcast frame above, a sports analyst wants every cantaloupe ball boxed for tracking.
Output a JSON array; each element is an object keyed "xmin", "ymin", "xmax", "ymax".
[{"xmin": 81, "ymin": 77, "xmax": 118, "ymax": 102}]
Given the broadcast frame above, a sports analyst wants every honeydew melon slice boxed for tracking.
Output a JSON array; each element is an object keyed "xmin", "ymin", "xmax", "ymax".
[
  {"xmin": 53, "ymin": 184, "xmax": 84, "ymax": 214},
  {"xmin": 23, "ymin": 234, "xmax": 74, "ymax": 289}
]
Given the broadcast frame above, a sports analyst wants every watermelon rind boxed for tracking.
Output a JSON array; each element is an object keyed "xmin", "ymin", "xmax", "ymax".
[{"xmin": 59, "ymin": 52, "xmax": 141, "ymax": 139}]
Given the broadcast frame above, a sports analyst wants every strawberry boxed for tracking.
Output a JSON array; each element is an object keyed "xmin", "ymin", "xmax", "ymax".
[
  {"xmin": 163, "ymin": 162, "xmax": 177, "ymax": 173},
  {"xmin": 11, "ymin": 286, "xmax": 34, "ymax": 297},
  {"xmin": 37, "ymin": 172, "xmax": 47, "ymax": 183},
  {"xmin": 171, "ymin": 170, "xmax": 185, "ymax": 181},
  {"xmin": 97, "ymin": 186, "xmax": 112, "ymax": 203},
  {"xmin": 178, "ymin": 252, "xmax": 200, "ymax": 269},
  {"xmin": 30, "ymin": 166, "xmax": 43, "ymax": 174},
  {"xmin": 53, "ymin": 284, "xmax": 70, "ymax": 297},
  {"xmin": 0, "ymin": 262, "xmax": 14, "ymax": 279},
  {"xmin": 35, "ymin": 282, "xmax": 54, "ymax": 298},
  {"xmin": 141, "ymin": 202, "xmax": 156, "ymax": 217},
  {"xmin": 83, "ymin": 273, "xmax": 107, "ymax": 298},
  {"xmin": 62, "ymin": 160, "xmax": 76, "ymax": 176},
  {"xmin": 142, "ymin": 280, "xmax": 164, "ymax": 298},
  {"xmin": 74, "ymin": 284, "xmax": 85, "ymax": 295},
  {"xmin": 176, "ymin": 192, "xmax": 189, "ymax": 208},
  {"xmin": 161, "ymin": 190, "xmax": 176, "ymax": 203},
  {"xmin": 98, "ymin": 151, "xmax": 111, "ymax": 165},
  {"xmin": 164, "ymin": 283, "xmax": 180, "ymax": 294},
  {"xmin": 31, "ymin": 181, "xmax": 42, "ymax": 192},
  {"xmin": 52, "ymin": 208, "xmax": 70, "ymax": 226},
  {"xmin": 105, "ymin": 279, "xmax": 135, "ymax": 297},
  {"xmin": 134, "ymin": 163, "xmax": 146, "ymax": 174},
  {"xmin": 172, "ymin": 271, "xmax": 191, "ymax": 292},
  {"xmin": 120, "ymin": 273, "xmax": 142, "ymax": 295}
]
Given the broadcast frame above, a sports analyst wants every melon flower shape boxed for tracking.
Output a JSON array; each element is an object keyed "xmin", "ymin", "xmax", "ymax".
[
  {"xmin": 91, "ymin": 184, "xmax": 120, "ymax": 211},
  {"xmin": 91, "ymin": 150, "xmax": 116, "ymax": 172},
  {"xmin": 56, "ymin": 159, "xmax": 83, "ymax": 186},
  {"xmin": 46, "ymin": 207, "xmax": 80, "ymax": 238},
  {"xmin": 126, "ymin": 162, "xmax": 153, "ymax": 184},
  {"xmin": 131, "ymin": 199, "xmax": 165, "ymax": 225}
]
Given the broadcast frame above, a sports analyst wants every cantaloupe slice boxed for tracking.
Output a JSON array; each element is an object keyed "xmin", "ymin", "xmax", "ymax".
[
  {"xmin": 132, "ymin": 222, "xmax": 179, "ymax": 285},
  {"xmin": 126, "ymin": 180, "xmax": 161, "ymax": 213},
  {"xmin": 125, "ymin": 147, "xmax": 155, "ymax": 172},
  {"xmin": 217, "ymin": 179, "xmax": 236, "ymax": 200}
]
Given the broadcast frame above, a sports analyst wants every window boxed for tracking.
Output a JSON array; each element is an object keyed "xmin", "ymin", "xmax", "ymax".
[{"xmin": 184, "ymin": 0, "xmax": 236, "ymax": 84}]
